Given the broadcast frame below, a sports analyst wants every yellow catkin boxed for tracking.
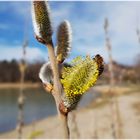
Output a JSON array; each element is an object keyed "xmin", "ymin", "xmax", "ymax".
[{"xmin": 61, "ymin": 56, "xmax": 100, "ymax": 109}]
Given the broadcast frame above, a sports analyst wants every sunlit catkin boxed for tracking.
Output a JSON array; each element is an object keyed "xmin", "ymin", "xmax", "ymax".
[
  {"xmin": 32, "ymin": 1, "xmax": 52, "ymax": 44},
  {"xmin": 61, "ymin": 55, "xmax": 104, "ymax": 110},
  {"xmin": 56, "ymin": 20, "xmax": 72, "ymax": 63}
]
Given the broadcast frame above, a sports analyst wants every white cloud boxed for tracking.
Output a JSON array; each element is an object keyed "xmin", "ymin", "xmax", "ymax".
[
  {"xmin": 69, "ymin": 2, "xmax": 140, "ymax": 65},
  {"xmin": 102, "ymin": 2, "xmax": 140, "ymax": 65},
  {"xmin": 9, "ymin": 2, "xmax": 30, "ymax": 17},
  {"xmin": 104, "ymin": 2, "xmax": 140, "ymax": 47},
  {"xmin": 1, "ymin": 1, "xmax": 140, "ymax": 65},
  {"xmin": 0, "ymin": 24, "xmax": 9, "ymax": 30},
  {"xmin": 72, "ymin": 44, "xmax": 108, "ymax": 62},
  {"xmin": 0, "ymin": 45, "xmax": 46, "ymax": 62},
  {"xmin": 50, "ymin": 2, "xmax": 75, "ymax": 32}
]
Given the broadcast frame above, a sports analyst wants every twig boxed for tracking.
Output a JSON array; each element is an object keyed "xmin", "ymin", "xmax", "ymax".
[
  {"xmin": 17, "ymin": 46, "xmax": 26, "ymax": 139},
  {"xmin": 69, "ymin": 111, "xmax": 80, "ymax": 139},
  {"xmin": 46, "ymin": 41, "xmax": 70, "ymax": 138},
  {"xmin": 32, "ymin": 1, "xmax": 70, "ymax": 138}
]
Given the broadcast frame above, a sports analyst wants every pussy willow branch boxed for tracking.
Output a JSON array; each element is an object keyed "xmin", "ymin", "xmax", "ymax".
[
  {"xmin": 31, "ymin": 1, "xmax": 70, "ymax": 138},
  {"xmin": 17, "ymin": 67, "xmax": 25, "ymax": 139},
  {"xmin": 69, "ymin": 111, "xmax": 80, "ymax": 139},
  {"xmin": 46, "ymin": 40, "xmax": 69, "ymax": 138},
  {"xmin": 17, "ymin": 14, "xmax": 29, "ymax": 139}
]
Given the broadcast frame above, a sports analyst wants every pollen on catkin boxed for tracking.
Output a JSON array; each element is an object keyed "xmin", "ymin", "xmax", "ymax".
[
  {"xmin": 61, "ymin": 55, "xmax": 103, "ymax": 110},
  {"xmin": 32, "ymin": 1, "xmax": 53, "ymax": 44}
]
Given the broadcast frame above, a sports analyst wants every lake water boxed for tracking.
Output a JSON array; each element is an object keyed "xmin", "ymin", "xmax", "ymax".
[{"xmin": 0, "ymin": 87, "xmax": 100, "ymax": 133}]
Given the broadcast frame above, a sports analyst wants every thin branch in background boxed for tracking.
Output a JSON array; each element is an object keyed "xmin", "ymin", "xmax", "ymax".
[
  {"xmin": 104, "ymin": 18, "xmax": 115, "ymax": 86},
  {"xmin": 136, "ymin": 28, "xmax": 140, "ymax": 45},
  {"xmin": 16, "ymin": 14, "xmax": 29, "ymax": 138},
  {"xmin": 92, "ymin": 55, "xmax": 104, "ymax": 139},
  {"xmin": 136, "ymin": 18, "xmax": 140, "ymax": 46},
  {"xmin": 104, "ymin": 18, "xmax": 116, "ymax": 138},
  {"xmin": 104, "ymin": 17, "xmax": 123, "ymax": 139},
  {"xmin": 69, "ymin": 111, "xmax": 80, "ymax": 139},
  {"xmin": 17, "ymin": 40, "xmax": 28, "ymax": 139},
  {"xmin": 93, "ymin": 110, "xmax": 98, "ymax": 139},
  {"xmin": 114, "ymin": 95, "xmax": 123, "ymax": 138}
]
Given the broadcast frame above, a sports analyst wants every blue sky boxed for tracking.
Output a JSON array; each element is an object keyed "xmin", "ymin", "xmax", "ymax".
[{"xmin": 0, "ymin": 1, "xmax": 140, "ymax": 65}]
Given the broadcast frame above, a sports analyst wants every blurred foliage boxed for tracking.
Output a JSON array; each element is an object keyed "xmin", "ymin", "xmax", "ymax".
[{"xmin": 0, "ymin": 59, "xmax": 20, "ymax": 82}]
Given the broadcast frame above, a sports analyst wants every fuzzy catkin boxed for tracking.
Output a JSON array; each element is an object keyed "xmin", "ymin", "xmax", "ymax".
[
  {"xmin": 39, "ymin": 62, "xmax": 72, "ymax": 85},
  {"xmin": 56, "ymin": 20, "xmax": 72, "ymax": 63},
  {"xmin": 32, "ymin": 1, "xmax": 52, "ymax": 44},
  {"xmin": 61, "ymin": 55, "xmax": 104, "ymax": 110},
  {"xmin": 39, "ymin": 62, "xmax": 53, "ymax": 85}
]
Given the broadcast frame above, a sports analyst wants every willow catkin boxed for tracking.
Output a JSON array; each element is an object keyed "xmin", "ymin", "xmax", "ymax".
[
  {"xmin": 31, "ymin": 1, "xmax": 53, "ymax": 44},
  {"xmin": 39, "ymin": 62, "xmax": 72, "ymax": 85},
  {"xmin": 61, "ymin": 55, "xmax": 104, "ymax": 111},
  {"xmin": 56, "ymin": 20, "xmax": 72, "ymax": 63},
  {"xmin": 39, "ymin": 62, "xmax": 53, "ymax": 85}
]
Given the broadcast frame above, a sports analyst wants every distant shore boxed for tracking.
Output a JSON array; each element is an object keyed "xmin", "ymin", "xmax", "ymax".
[
  {"xmin": 0, "ymin": 82, "xmax": 136, "ymax": 92},
  {"xmin": 0, "ymin": 83, "xmax": 41, "ymax": 89}
]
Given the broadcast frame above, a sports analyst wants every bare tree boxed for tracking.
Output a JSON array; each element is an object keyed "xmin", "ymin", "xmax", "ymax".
[
  {"xmin": 136, "ymin": 24, "xmax": 140, "ymax": 45},
  {"xmin": 17, "ymin": 40, "xmax": 28, "ymax": 139},
  {"xmin": 16, "ymin": 15, "xmax": 29, "ymax": 138},
  {"xmin": 135, "ymin": 20, "xmax": 140, "ymax": 83},
  {"xmin": 104, "ymin": 17, "xmax": 123, "ymax": 139}
]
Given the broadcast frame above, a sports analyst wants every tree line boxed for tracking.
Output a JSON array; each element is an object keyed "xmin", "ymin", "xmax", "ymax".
[
  {"xmin": 0, "ymin": 59, "xmax": 44, "ymax": 83},
  {"xmin": 0, "ymin": 58, "xmax": 140, "ymax": 83}
]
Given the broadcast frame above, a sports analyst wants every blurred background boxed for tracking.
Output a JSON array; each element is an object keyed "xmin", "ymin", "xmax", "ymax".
[{"xmin": 0, "ymin": 1, "xmax": 140, "ymax": 139}]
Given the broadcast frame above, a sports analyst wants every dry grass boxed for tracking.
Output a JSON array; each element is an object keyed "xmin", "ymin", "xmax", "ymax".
[{"xmin": 132, "ymin": 101, "xmax": 140, "ymax": 116}]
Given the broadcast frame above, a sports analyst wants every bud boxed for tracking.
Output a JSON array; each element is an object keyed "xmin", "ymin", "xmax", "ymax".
[
  {"xmin": 39, "ymin": 61, "xmax": 71, "ymax": 85},
  {"xmin": 56, "ymin": 20, "xmax": 72, "ymax": 63},
  {"xmin": 31, "ymin": 1, "xmax": 53, "ymax": 44},
  {"xmin": 39, "ymin": 62, "xmax": 53, "ymax": 85}
]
